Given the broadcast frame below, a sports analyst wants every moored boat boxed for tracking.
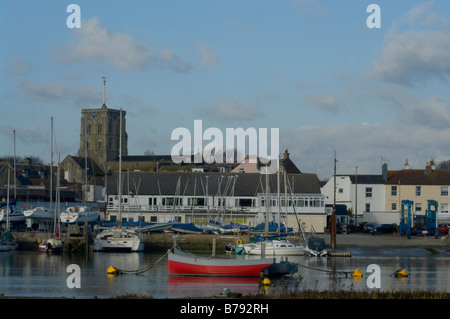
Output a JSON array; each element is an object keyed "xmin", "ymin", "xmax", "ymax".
[
  {"xmin": 303, "ymin": 237, "xmax": 328, "ymax": 257},
  {"xmin": 93, "ymin": 227, "xmax": 144, "ymax": 252},
  {"xmin": 0, "ymin": 231, "xmax": 18, "ymax": 251},
  {"xmin": 60, "ymin": 206, "xmax": 99, "ymax": 225},
  {"xmin": 243, "ymin": 239, "xmax": 305, "ymax": 256},
  {"xmin": 23, "ymin": 207, "xmax": 56, "ymax": 220},
  {"xmin": 38, "ymin": 237, "xmax": 64, "ymax": 254},
  {"xmin": 168, "ymin": 245, "xmax": 274, "ymax": 276}
]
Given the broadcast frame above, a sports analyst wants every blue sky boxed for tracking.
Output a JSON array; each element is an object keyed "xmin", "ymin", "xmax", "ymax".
[{"xmin": 1, "ymin": 0, "xmax": 450, "ymax": 179}]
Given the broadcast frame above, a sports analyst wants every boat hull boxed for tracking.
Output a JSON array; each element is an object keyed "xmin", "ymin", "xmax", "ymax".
[
  {"xmin": 93, "ymin": 228, "xmax": 144, "ymax": 252},
  {"xmin": 23, "ymin": 207, "xmax": 56, "ymax": 220},
  {"xmin": 168, "ymin": 248, "xmax": 273, "ymax": 276},
  {"xmin": 243, "ymin": 240, "xmax": 305, "ymax": 256}
]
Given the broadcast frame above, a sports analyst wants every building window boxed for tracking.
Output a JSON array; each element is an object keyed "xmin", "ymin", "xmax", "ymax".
[
  {"xmin": 97, "ymin": 124, "xmax": 103, "ymax": 134},
  {"xmin": 441, "ymin": 187, "xmax": 449, "ymax": 197},
  {"xmin": 97, "ymin": 141, "xmax": 102, "ymax": 149},
  {"xmin": 365, "ymin": 203, "xmax": 370, "ymax": 212},
  {"xmin": 391, "ymin": 186, "xmax": 397, "ymax": 197},
  {"xmin": 416, "ymin": 186, "xmax": 421, "ymax": 197},
  {"xmin": 338, "ymin": 188, "xmax": 343, "ymax": 194},
  {"xmin": 391, "ymin": 203, "xmax": 397, "ymax": 211},
  {"xmin": 441, "ymin": 204, "xmax": 449, "ymax": 214},
  {"xmin": 365, "ymin": 187, "xmax": 372, "ymax": 198},
  {"xmin": 415, "ymin": 203, "xmax": 422, "ymax": 213}
]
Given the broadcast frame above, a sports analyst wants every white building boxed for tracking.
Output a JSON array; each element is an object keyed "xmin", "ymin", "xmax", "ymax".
[
  {"xmin": 105, "ymin": 171, "xmax": 327, "ymax": 233},
  {"xmin": 321, "ymin": 168, "xmax": 386, "ymax": 225}
]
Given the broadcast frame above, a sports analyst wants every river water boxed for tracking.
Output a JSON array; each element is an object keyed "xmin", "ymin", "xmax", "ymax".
[{"xmin": 1, "ymin": 244, "xmax": 450, "ymax": 298}]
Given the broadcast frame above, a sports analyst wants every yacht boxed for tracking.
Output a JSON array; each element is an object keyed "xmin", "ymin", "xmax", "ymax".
[
  {"xmin": 93, "ymin": 227, "xmax": 144, "ymax": 252},
  {"xmin": 60, "ymin": 206, "xmax": 99, "ymax": 225},
  {"xmin": 243, "ymin": 239, "xmax": 305, "ymax": 256}
]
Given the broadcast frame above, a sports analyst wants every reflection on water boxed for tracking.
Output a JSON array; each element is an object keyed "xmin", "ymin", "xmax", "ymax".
[{"xmin": 1, "ymin": 246, "xmax": 450, "ymax": 298}]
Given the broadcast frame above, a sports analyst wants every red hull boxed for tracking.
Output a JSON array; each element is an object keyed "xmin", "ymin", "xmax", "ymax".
[{"xmin": 168, "ymin": 260, "xmax": 272, "ymax": 277}]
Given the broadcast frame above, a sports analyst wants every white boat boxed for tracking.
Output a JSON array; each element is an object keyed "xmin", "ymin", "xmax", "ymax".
[
  {"xmin": 93, "ymin": 227, "xmax": 144, "ymax": 252},
  {"xmin": 23, "ymin": 207, "xmax": 56, "ymax": 220},
  {"xmin": 243, "ymin": 239, "xmax": 305, "ymax": 256},
  {"xmin": 0, "ymin": 204, "xmax": 25, "ymax": 225},
  {"xmin": 94, "ymin": 110, "xmax": 145, "ymax": 253},
  {"xmin": 303, "ymin": 237, "xmax": 328, "ymax": 257},
  {"xmin": 60, "ymin": 206, "xmax": 99, "ymax": 225}
]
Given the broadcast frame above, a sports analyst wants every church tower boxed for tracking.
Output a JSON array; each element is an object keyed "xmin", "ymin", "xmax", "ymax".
[{"xmin": 77, "ymin": 78, "xmax": 128, "ymax": 171}]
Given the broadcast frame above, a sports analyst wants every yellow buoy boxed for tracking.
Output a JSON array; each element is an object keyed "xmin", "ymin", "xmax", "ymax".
[
  {"xmin": 352, "ymin": 268, "xmax": 363, "ymax": 278},
  {"xmin": 262, "ymin": 278, "xmax": 271, "ymax": 286},
  {"xmin": 107, "ymin": 266, "xmax": 120, "ymax": 275},
  {"xmin": 394, "ymin": 269, "xmax": 408, "ymax": 278}
]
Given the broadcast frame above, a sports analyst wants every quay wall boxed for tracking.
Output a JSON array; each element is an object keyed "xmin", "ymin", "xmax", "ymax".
[{"xmin": 12, "ymin": 231, "xmax": 304, "ymax": 251}]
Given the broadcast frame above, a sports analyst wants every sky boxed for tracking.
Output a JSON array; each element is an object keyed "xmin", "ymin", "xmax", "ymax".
[{"xmin": 1, "ymin": 0, "xmax": 450, "ymax": 180}]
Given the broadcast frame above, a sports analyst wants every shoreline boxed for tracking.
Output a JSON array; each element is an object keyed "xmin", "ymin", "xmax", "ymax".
[{"xmin": 10, "ymin": 230, "xmax": 450, "ymax": 252}]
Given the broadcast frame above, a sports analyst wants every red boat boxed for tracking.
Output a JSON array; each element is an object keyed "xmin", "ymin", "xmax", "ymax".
[{"xmin": 168, "ymin": 246, "xmax": 274, "ymax": 277}]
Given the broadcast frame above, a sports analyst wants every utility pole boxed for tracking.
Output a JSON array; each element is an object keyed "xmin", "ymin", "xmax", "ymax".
[
  {"xmin": 355, "ymin": 166, "xmax": 358, "ymax": 227},
  {"xmin": 331, "ymin": 152, "xmax": 337, "ymax": 252}
]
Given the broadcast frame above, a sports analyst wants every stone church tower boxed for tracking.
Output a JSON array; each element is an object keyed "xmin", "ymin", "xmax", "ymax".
[{"xmin": 77, "ymin": 79, "xmax": 127, "ymax": 171}]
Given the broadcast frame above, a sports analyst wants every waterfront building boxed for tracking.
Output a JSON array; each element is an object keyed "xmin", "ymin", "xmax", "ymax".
[
  {"xmin": 385, "ymin": 160, "xmax": 450, "ymax": 222},
  {"xmin": 104, "ymin": 170, "xmax": 327, "ymax": 233},
  {"xmin": 321, "ymin": 165, "xmax": 386, "ymax": 225}
]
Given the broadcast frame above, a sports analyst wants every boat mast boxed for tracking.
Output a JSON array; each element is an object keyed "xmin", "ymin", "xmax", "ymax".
[
  {"xmin": 277, "ymin": 155, "xmax": 280, "ymax": 236},
  {"xmin": 13, "ymin": 130, "xmax": 16, "ymax": 199},
  {"xmin": 6, "ymin": 168, "xmax": 10, "ymax": 230},
  {"xmin": 118, "ymin": 108, "xmax": 122, "ymax": 225},
  {"xmin": 50, "ymin": 117, "xmax": 53, "ymax": 209}
]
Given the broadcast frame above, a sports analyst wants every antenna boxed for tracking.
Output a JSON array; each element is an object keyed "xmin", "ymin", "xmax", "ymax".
[{"xmin": 102, "ymin": 76, "xmax": 106, "ymax": 108}]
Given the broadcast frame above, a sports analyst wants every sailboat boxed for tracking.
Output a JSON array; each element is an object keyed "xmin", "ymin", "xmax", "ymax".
[
  {"xmin": 38, "ymin": 119, "xmax": 64, "ymax": 254},
  {"xmin": 1, "ymin": 131, "xmax": 25, "ymax": 227},
  {"xmin": 243, "ymin": 161, "xmax": 305, "ymax": 256},
  {"xmin": 60, "ymin": 205, "xmax": 99, "ymax": 225},
  {"xmin": 93, "ymin": 108, "xmax": 144, "ymax": 252},
  {"xmin": 0, "ymin": 168, "xmax": 18, "ymax": 251}
]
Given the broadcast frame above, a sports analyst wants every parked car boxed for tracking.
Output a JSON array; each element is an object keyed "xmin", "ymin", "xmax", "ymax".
[
  {"xmin": 438, "ymin": 224, "xmax": 448, "ymax": 235},
  {"xmin": 363, "ymin": 223, "xmax": 376, "ymax": 233},
  {"xmin": 371, "ymin": 224, "xmax": 397, "ymax": 235}
]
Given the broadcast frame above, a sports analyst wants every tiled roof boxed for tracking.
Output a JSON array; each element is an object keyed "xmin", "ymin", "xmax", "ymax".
[
  {"xmin": 386, "ymin": 169, "xmax": 450, "ymax": 185},
  {"xmin": 106, "ymin": 171, "xmax": 321, "ymax": 196}
]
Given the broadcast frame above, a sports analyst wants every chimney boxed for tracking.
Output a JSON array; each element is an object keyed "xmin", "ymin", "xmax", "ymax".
[
  {"xmin": 425, "ymin": 161, "xmax": 434, "ymax": 175},
  {"xmin": 283, "ymin": 149, "xmax": 289, "ymax": 159},
  {"xmin": 404, "ymin": 159, "xmax": 410, "ymax": 170},
  {"xmin": 382, "ymin": 163, "xmax": 388, "ymax": 181}
]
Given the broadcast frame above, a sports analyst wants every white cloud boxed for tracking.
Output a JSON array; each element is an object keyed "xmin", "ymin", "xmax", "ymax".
[
  {"xmin": 198, "ymin": 43, "xmax": 219, "ymax": 68},
  {"xmin": 399, "ymin": 96, "xmax": 450, "ymax": 129},
  {"xmin": 368, "ymin": 30, "xmax": 450, "ymax": 86},
  {"xmin": 202, "ymin": 98, "xmax": 263, "ymax": 120},
  {"xmin": 6, "ymin": 56, "xmax": 30, "ymax": 75},
  {"xmin": 1, "ymin": 124, "xmax": 47, "ymax": 146},
  {"xmin": 19, "ymin": 81, "xmax": 67, "ymax": 102},
  {"xmin": 368, "ymin": 1, "xmax": 450, "ymax": 86},
  {"xmin": 19, "ymin": 80, "xmax": 101, "ymax": 105},
  {"xmin": 305, "ymin": 94, "xmax": 345, "ymax": 113},
  {"xmin": 282, "ymin": 120, "xmax": 450, "ymax": 179},
  {"xmin": 54, "ymin": 17, "xmax": 190, "ymax": 72}
]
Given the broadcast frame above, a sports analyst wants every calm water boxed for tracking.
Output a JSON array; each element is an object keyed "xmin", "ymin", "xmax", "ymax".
[{"xmin": 1, "ymin": 245, "xmax": 450, "ymax": 298}]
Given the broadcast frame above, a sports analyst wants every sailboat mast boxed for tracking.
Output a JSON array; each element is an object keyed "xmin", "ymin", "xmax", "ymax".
[
  {"xmin": 277, "ymin": 156, "xmax": 280, "ymax": 235},
  {"xmin": 13, "ymin": 130, "xmax": 16, "ymax": 199},
  {"xmin": 50, "ymin": 117, "xmax": 53, "ymax": 209},
  {"xmin": 118, "ymin": 109, "xmax": 122, "ymax": 224}
]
